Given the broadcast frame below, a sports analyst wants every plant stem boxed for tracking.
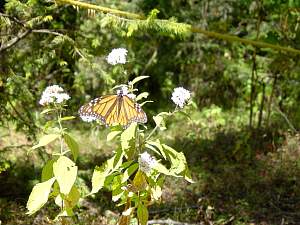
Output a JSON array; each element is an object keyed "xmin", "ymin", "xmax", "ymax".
[
  {"xmin": 56, "ymin": 106, "xmax": 64, "ymax": 154},
  {"xmin": 266, "ymin": 74, "xmax": 278, "ymax": 127},
  {"xmin": 146, "ymin": 125, "xmax": 159, "ymax": 141},
  {"xmin": 257, "ymin": 82, "xmax": 265, "ymax": 129}
]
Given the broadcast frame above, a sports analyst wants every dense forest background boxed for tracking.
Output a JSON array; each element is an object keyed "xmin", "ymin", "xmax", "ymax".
[{"xmin": 1, "ymin": 0, "xmax": 300, "ymax": 224}]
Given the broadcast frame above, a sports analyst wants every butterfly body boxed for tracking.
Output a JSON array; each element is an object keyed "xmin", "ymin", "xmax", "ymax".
[{"xmin": 79, "ymin": 92, "xmax": 147, "ymax": 128}]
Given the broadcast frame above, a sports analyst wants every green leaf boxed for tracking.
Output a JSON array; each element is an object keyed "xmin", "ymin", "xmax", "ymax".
[
  {"xmin": 151, "ymin": 185, "xmax": 162, "ymax": 200},
  {"xmin": 129, "ymin": 76, "xmax": 149, "ymax": 86},
  {"xmin": 154, "ymin": 162, "xmax": 171, "ymax": 175},
  {"xmin": 41, "ymin": 159, "xmax": 56, "ymax": 182},
  {"xmin": 60, "ymin": 116, "xmax": 76, "ymax": 121},
  {"xmin": 140, "ymin": 101, "xmax": 153, "ymax": 107},
  {"xmin": 136, "ymin": 92, "xmax": 149, "ymax": 101},
  {"xmin": 112, "ymin": 186, "xmax": 124, "ymax": 202},
  {"xmin": 65, "ymin": 186, "xmax": 80, "ymax": 208},
  {"xmin": 91, "ymin": 150, "xmax": 124, "ymax": 194},
  {"xmin": 153, "ymin": 115, "xmax": 166, "ymax": 130},
  {"xmin": 121, "ymin": 163, "xmax": 139, "ymax": 183},
  {"xmin": 53, "ymin": 156, "xmax": 77, "ymax": 195},
  {"xmin": 161, "ymin": 144, "xmax": 192, "ymax": 181},
  {"xmin": 120, "ymin": 160, "xmax": 134, "ymax": 169},
  {"xmin": 54, "ymin": 194, "xmax": 63, "ymax": 207},
  {"xmin": 146, "ymin": 140, "xmax": 166, "ymax": 159},
  {"xmin": 91, "ymin": 166, "xmax": 107, "ymax": 194},
  {"xmin": 137, "ymin": 203, "xmax": 148, "ymax": 225},
  {"xmin": 26, "ymin": 177, "xmax": 55, "ymax": 215},
  {"xmin": 107, "ymin": 130, "xmax": 122, "ymax": 142},
  {"xmin": 31, "ymin": 134, "xmax": 60, "ymax": 150},
  {"xmin": 64, "ymin": 133, "xmax": 79, "ymax": 161},
  {"xmin": 122, "ymin": 207, "xmax": 135, "ymax": 216},
  {"xmin": 184, "ymin": 168, "xmax": 194, "ymax": 183},
  {"xmin": 121, "ymin": 123, "xmax": 137, "ymax": 153},
  {"xmin": 41, "ymin": 108, "xmax": 55, "ymax": 114},
  {"xmin": 133, "ymin": 170, "xmax": 147, "ymax": 191},
  {"xmin": 127, "ymin": 23, "xmax": 138, "ymax": 37}
]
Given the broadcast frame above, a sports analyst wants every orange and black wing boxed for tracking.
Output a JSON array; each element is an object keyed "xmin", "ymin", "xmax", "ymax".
[{"xmin": 79, "ymin": 95, "xmax": 147, "ymax": 128}]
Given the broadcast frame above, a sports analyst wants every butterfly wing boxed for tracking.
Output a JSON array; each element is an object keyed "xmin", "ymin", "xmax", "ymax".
[
  {"xmin": 79, "ymin": 95, "xmax": 147, "ymax": 127},
  {"xmin": 121, "ymin": 95, "xmax": 147, "ymax": 126}
]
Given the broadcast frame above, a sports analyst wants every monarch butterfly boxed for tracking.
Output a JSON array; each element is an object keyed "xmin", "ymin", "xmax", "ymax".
[{"xmin": 79, "ymin": 87, "xmax": 147, "ymax": 128}]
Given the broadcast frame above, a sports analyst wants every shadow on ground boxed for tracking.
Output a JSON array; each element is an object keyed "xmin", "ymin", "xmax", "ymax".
[{"xmin": 169, "ymin": 127, "xmax": 300, "ymax": 224}]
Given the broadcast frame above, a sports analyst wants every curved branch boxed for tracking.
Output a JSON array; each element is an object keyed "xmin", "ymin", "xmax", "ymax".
[
  {"xmin": 56, "ymin": 0, "xmax": 300, "ymax": 55},
  {"xmin": 0, "ymin": 29, "xmax": 31, "ymax": 53},
  {"xmin": 56, "ymin": 0, "xmax": 144, "ymax": 19}
]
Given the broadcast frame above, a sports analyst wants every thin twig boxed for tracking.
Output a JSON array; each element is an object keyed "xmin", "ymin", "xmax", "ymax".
[
  {"xmin": 275, "ymin": 106, "xmax": 297, "ymax": 133},
  {"xmin": 7, "ymin": 98, "xmax": 32, "ymax": 128},
  {"xmin": 141, "ymin": 49, "xmax": 157, "ymax": 76},
  {"xmin": 266, "ymin": 74, "xmax": 278, "ymax": 127}
]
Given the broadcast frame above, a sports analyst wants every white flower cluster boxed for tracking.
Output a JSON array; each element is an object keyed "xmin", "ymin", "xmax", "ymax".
[
  {"xmin": 39, "ymin": 85, "xmax": 70, "ymax": 106},
  {"xmin": 116, "ymin": 86, "xmax": 136, "ymax": 100},
  {"xmin": 138, "ymin": 152, "xmax": 157, "ymax": 174},
  {"xmin": 80, "ymin": 115, "xmax": 97, "ymax": 122},
  {"xmin": 171, "ymin": 87, "xmax": 191, "ymax": 108},
  {"xmin": 117, "ymin": 85, "xmax": 129, "ymax": 96},
  {"xmin": 106, "ymin": 48, "xmax": 128, "ymax": 65}
]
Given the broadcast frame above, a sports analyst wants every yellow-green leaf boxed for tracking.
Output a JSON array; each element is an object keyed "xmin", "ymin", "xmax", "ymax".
[
  {"xmin": 154, "ymin": 162, "xmax": 171, "ymax": 175},
  {"xmin": 136, "ymin": 92, "xmax": 149, "ymax": 101},
  {"xmin": 64, "ymin": 133, "xmax": 79, "ymax": 161},
  {"xmin": 32, "ymin": 134, "xmax": 60, "ymax": 150},
  {"xmin": 146, "ymin": 140, "xmax": 166, "ymax": 159},
  {"xmin": 65, "ymin": 186, "xmax": 80, "ymax": 208},
  {"xmin": 26, "ymin": 177, "xmax": 55, "ymax": 215},
  {"xmin": 121, "ymin": 163, "xmax": 138, "ymax": 183},
  {"xmin": 112, "ymin": 187, "xmax": 124, "ymax": 202},
  {"xmin": 41, "ymin": 159, "xmax": 56, "ymax": 182},
  {"xmin": 41, "ymin": 108, "xmax": 55, "ymax": 114},
  {"xmin": 137, "ymin": 203, "xmax": 148, "ymax": 225},
  {"xmin": 60, "ymin": 116, "xmax": 76, "ymax": 121},
  {"xmin": 121, "ymin": 123, "xmax": 137, "ymax": 151},
  {"xmin": 153, "ymin": 115, "xmax": 166, "ymax": 130},
  {"xmin": 129, "ymin": 76, "xmax": 149, "ymax": 86},
  {"xmin": 53, "ymin": 156, "xmax": 77, "ymax": 195},
  {"xmin": 107, "ymin": 130, "xmax": 122, "ymax": 142},
  {"xmin": 151, "ymin": 185, "xmax": 162, "ymax": 200},
  {"xmin": 54, "ymin": 194, "xmax": 63, "ymax": 207},
  {"xmin": 122, "ymin": 207, "xmax": 135, "ymax": 216},
  {"xmin": 133, "ymin": 170, "xmax": 148, "ymax": 191},
  {"xmin": 91, "ymin": 166, "xmax": 108, "ymax": 194}
]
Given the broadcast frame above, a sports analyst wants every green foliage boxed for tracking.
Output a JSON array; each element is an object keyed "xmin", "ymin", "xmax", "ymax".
[
  {"xmin": 26, "ymin": 178, "xmax": 56, "ymax": 215},
  {"xmin": 1, "ymin": 0, "xmax": 300, "ymax": 224}
]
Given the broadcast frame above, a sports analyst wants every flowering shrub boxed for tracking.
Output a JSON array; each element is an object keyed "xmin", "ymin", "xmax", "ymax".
[
  {"xmin": 106, "ymin": 48, "xmax": 128, "ymax": 65},
  {"xmin": 26, "ymin": 48, "xmax": 193, "ymax": 224}
]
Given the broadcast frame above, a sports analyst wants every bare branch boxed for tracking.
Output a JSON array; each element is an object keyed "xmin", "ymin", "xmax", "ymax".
[
  {"xmin": 31, "ymin": 29, "xmax": 64, "ymax": 36},
  {"xmin": 275, "ymin": 106, "xmax": 298, "ymax": 133},
  {"xmin": 0, "ymin": 29, "xmax": 31, "ymax": 53},
  {"xmin": 1, "ymin": 144, "xmax": 32, "ymax": 152},
  {"xmin": 0, "ymin": 28, "xmax": 66, "ymax": 53}
]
